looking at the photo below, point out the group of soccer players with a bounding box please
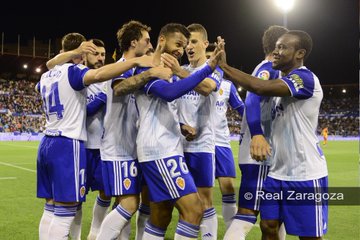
[36,19,328,240]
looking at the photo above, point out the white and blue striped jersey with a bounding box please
[39,63,89,141]
[85,82,107,149]
[239,60,279,165]
[135,70,183,162]
[177,62,222,153]
[269,66,328,181]
[100,57,138,161]
[213,80,243,148]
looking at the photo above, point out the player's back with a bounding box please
[39,63,87,141]
[239,60,280,165]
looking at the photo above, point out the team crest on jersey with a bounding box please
[219,88,224,95]
[80,186,86,198]
[257,70,270,80]
[289,74,304,92]
[123,178,132,190]
[175,177,185,190]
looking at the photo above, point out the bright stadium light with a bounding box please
[275,0,295,27]
[23,64,28,69]
[342,89,346,93]
[237,87,242,92]
[35,67,41,73]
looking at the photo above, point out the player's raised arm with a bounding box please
[83,55,154,85]
[217,36,290,97]
[46,41,97,69]
[113,65,172,96]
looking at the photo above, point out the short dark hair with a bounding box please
[206,43,216,52]
[262,25,288,55]
[286,30,313,60]
[187,23,208,40]
[159,23,190,39]
[61,33,86,52]
[116,20,151,52]
[89,38,105,48]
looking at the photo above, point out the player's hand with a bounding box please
[250,134,272,161]
[135,55,155,68]
[161,53,182,74]
[216,36,227,68]
[75,41,97,55]
[150,66,173,81]
[207,38,225,70]
[181,124,197,141]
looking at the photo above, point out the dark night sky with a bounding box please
[0,0,358,85]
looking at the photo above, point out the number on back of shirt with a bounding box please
[41,82,64,120]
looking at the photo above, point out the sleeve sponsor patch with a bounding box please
[289,74,304,92]
[257,70,270,80]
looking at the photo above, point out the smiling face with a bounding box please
[272,33,305,74]
[162,32,188,60]
[186,31,208,64]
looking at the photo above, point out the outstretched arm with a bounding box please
[46,41,97,69]
[217,36,290,97]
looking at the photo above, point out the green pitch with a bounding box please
[0,140,358,239]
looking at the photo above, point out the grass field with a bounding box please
[0,140,358,240]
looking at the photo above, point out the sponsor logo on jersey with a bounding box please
[219,88,223,95]
[123,178,132,190]
[44,129,62,136]
[289,74,304,92]
[80,186,86,198]
[176,177,185,190]
[258,70,270,80]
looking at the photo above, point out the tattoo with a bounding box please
[114,71,151,96]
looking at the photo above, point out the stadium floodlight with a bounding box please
[274,0,295,27]
[237,87,242,92]
[23,64,28,69]
[342,89,347,93]
[35,67,41,73]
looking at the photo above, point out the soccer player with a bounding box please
[121,23,223,240]
[223,25,288,240]
[321,127,328,146]
[36,32,157,240]
[95,20,172,240]
[162,24,223,239]
[217,30,328,240]
[206,43,245,229]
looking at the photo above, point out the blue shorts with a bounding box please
[140,155,197,202]
[86,148,104,193]
[102,159,142,197]
[184,152,215,187]
[260,176,328,237]
[238,164,269,211]
[37,136,87,202]
[215,146,236,178]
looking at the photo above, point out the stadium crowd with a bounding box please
[0,76,358,136]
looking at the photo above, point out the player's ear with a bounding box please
[130,39,137,48]
[296,49,306,60]
[204,40,209,49]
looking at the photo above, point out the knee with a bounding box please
[180,198,204,224]
[260,220,279,235]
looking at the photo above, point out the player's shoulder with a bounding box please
[287,66,315,82]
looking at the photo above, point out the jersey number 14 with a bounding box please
[42,82,64,120]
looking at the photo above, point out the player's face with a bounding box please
[186,32,207,62]
[134,30,151,57]
[163,32,188,60]
[86,46,105,69]
[272,34,300,72]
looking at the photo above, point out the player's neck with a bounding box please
[281,61,304,76]
[265,54,273,62]
[123,51,136,60]
[189,56,207,68]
